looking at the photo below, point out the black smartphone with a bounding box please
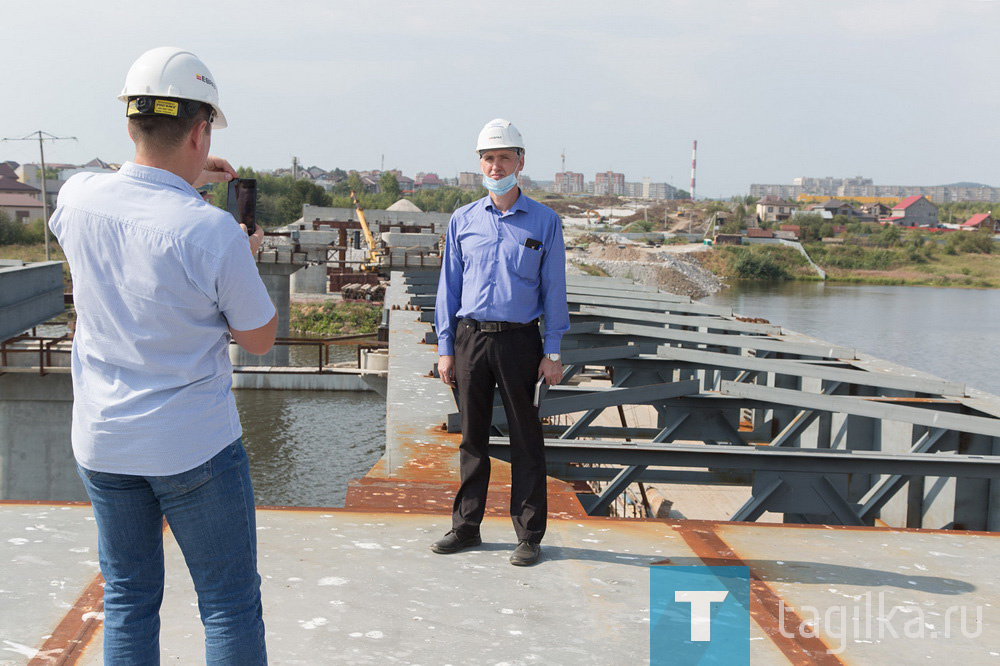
[227,178,257,235]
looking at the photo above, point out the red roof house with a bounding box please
[889,195,938,227]
[962,213,996,232]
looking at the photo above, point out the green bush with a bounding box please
[945,231,994,255]
[808,244,898,270]
[729,248,789,279]
[290,301,381,336]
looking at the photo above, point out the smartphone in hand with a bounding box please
[227,178,257,235]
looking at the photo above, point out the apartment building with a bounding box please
[594,171,625,196]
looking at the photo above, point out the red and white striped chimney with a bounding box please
[690,140,697,201]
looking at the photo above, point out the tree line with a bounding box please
[207,168,486,229]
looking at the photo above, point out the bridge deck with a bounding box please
[3,503,999,664]
[3,273,1000,664]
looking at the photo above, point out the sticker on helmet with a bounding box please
[153,99,180,116]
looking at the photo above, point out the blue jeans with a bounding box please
[78,439,266,665]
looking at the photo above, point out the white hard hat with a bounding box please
[476,118,524,154]
[119,46,227,128]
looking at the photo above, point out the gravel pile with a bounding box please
[567,238,726,299]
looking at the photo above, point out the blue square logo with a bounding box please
[650,566,755,665]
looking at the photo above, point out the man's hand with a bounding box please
[538,357,563,385]
[438,355,457,388]
[193,155,237,189]
[243,223,264,256]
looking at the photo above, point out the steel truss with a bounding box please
[408,272,1000,530]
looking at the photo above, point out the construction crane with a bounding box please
[350,190,380,272]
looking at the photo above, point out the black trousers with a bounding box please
[452,320,547,543]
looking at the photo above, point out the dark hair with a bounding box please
[128,103,212,153]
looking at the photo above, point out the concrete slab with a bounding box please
[10,503,1000,664]
[718,522,1000,661]
[0,502,100,663]
[7,504,797,665]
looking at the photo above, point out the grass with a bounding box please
[696,240,1000,289]
[571,261,609,277]
[820,248,1000,288]
[0,242,71,288]
[290,301,381,336]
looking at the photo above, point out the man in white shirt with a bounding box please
[49,47,275,665]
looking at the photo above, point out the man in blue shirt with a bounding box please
[432,119,569,566]
[50,47,275,663]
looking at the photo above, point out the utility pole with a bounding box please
[2,131,77,261]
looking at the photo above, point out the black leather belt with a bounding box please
[462,318,538,333]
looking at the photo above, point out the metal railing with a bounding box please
[1,332,384,376]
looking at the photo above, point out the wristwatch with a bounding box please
[545,353,561,362]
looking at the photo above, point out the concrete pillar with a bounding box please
[0,373,84,501]
[231,262,301,367]
[289,249,330,295]
[290,230,338,295]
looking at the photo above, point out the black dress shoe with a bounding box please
[509,540,541,566]
[430,529,482,554]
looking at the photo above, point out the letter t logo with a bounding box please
[674,590,729,641]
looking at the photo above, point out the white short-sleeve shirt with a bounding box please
[49,162,276,475]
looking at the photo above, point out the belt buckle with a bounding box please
[480,322,499,333]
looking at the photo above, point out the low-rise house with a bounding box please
[862,202,893,218]
[58,158,117,182]
[746,228,774,239]
[961,213,996,232]
[0,192,45,223]
[397,175,415,194]
[889,195,938,227]
[415,173,443,190]
[0,163,41,198]
[818,199,856,217]
[755,195,796,223]
[714,234,742,245]
[778,224,800,240]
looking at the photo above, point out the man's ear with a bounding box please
[190,120,210,152]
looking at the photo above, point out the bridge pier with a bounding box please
[0,372,83,501]
[229,260,302,367]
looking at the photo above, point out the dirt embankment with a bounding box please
[568,236,726,299]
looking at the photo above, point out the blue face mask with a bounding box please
[482,172,518,196]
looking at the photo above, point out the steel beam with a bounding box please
[566,274,657,291]
[558,369,633,440]
[731,478,783,522]
[858,428,949,521]
[719,381,1000,438]
[567,293,732,317]
[579,465,648,515]
[658,346,965,397]
[580,304,782,336]
[539,380,700,420]
[491,438,1000,478]
[543,463,751,485]
[610,323,855,359]
[567,284,689,303]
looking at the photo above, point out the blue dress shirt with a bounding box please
[435,192,569,356]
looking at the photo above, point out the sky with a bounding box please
[2,0,998,198]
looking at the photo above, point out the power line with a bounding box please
[2,131,78,260]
